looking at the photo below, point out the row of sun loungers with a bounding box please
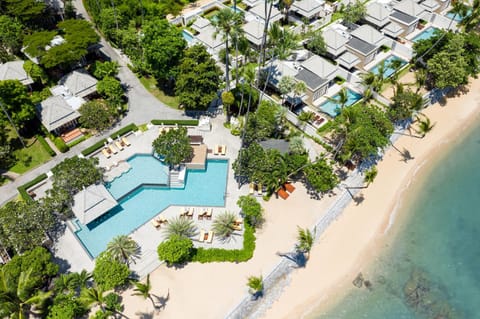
[101,136,131,159]
[151,216,168,228]
[213,145,227,156]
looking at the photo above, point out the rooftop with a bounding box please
[295,68,327,90]
[393,0,425,17]
[259,139,290,154]
[382,21,404,37]
[243,19,265,46]
[192,16,211,30]
[36,96,81,132]
[323,28,349,51]
[0,61,34,85]
[59,69,98,98]
[291,0,325,19]
[390,10,419,25]
[365,2,391,27]
[72,184,118,225]
[347,37,377,55]
[350,24,385,46]
[420,0,440,11]
[338,51,361,69]
[265,59,298,87]
[301,54,337,80]
[249,3,282,23]
[196,25,224,50]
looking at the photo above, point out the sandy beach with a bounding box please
[261,79,480,319]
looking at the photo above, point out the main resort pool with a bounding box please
[369,55,407,79]
[412,27,439,43]
[75,155,229,257]
[318,89,363,117]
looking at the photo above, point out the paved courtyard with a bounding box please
[52,116,251,276]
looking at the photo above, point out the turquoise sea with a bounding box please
[312,121,480,319]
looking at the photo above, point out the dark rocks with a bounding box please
[352,272,364,288]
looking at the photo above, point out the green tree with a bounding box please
[295,226,315,259]
[212,211,238,239]
[461,0,480,31]
[71,270,92,291]
[0,267,53,319]
[152,127,193,167]
[96,76,124,105]
[388,84,424,122]
[244,100,281,144]
[279,0,294,23]
[246,275,263,299]
[212,8,244,90]
[306,30,326,56]
[23,61,47,84]
[304,158,339,193]
[142,18,186,82]
[175,44,221,109]
[91,61,119,80]
[78,100,118,132]
[92,252,131,291]
[163,217,197,239]
[51,156,103,195]
[415,115,435,138]
[106,235,140,266]
[0,80,36,130]
[268,23,301,59]
[288,136,305,154]
[284,152,309,176]
[23,31,56,58]
[221,90,235,119]
[233,142,265,181]
[157,234,193,266]
[237,195,263,228]
[47,293,88,319]
[342,0,366,25]
[79,286,107,313]
[53,274,77,294]
[4,0,45,24]
[0,201,55,253]
[131,274,156,309]
[364,166,377,186]
[326,87,349,114]
[278,76,295,104]
[0,15,23,60]
[427,33,469,89]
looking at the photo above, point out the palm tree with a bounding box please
[80,286,107,312]
[279,0,294,24]
[106,235,141,266]
[327,87,349,114]
[53,273,76,294]
[461,0,480,31]
[268,23,301,60]
[163,216,197,239]
[212,8,244,91]
[292,80,307,107]
[212,211,237,239]
[259,0,276,66]
[247,275,264,299]
[132,274,156,309]
[364,166,377,187]
[388,59,404,95]
[414,69,427,94]
[274,106,287,133]
[0,268,53,319]
[295,226,316,259]
[415,115,435,137]
[71,270,92,291]
[289,136,305,154]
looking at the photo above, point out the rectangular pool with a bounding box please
[369,55,407,79]
[182,30,194,44]
[318,89,363,117]
[75,158,229,257]
[412,27,439,43]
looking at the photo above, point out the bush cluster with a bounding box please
[151,119,199,126]
[17,174,48,202]
[54,137,69,153]
[37,135,56,156]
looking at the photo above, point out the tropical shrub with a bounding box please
[92,252,131,291]
[157,234,193,265]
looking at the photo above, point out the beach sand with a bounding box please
[261,79,480,319]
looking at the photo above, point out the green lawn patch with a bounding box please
[10,139,53,174]
[138,76,180,109]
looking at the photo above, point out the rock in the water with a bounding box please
[352,273,364,288]
[364,280,373,291]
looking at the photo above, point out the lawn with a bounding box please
[9,138,52,174]
[138,76,181,109]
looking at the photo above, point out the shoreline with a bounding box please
[261,79,480,319]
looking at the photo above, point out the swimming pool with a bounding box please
[75,158,229,257]
[369,55,407,79]
[230,5,244,13]
[318,89,363,117]
[182,30,194,44]
[445,9,471,22]
[412,27,439,43]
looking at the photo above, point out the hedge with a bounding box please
[37,135,56,157]
[67,135,87,148]
[151,119,199,126]
[54,137,69,153]
[18,173,48,202]
[81,123,138,156]
[191,223,256,263]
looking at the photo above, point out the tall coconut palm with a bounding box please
[0,268,53,319]
[106,235,140,266]
[292,80,307,107]
[415,115,435,137]
[163,216,197,239]
[461,0,480,31]
[212,211,238,239]
[327,87,349,114]
[268,23,301,60]
[132,274,156,309]
[259,0,276,66]
[53,273,76,294]
[295,226,316,259]
[247,275,264,299]
[80,286,107,312]
[414,69,427,94]
[212,8,244,91]
[364,166,377,187]
[388,59,405,95]
[71,270,92,291]
[450,0,469,25]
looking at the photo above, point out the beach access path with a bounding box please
[261,79,480,319]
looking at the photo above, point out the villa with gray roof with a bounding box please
[243,19,265,47]
[322,28,349,58]
[296,55,337,103]
[249,3,282,24]
[59,69,98,98]
[72,184,118,225]
[394,0,428,20]
[36,96,81,134]
[364,2,392,29]
[348,25,385,68]
[291,0,325,21]
[0,61,34,86]
[390,10,419,36]
[196,25,224,55]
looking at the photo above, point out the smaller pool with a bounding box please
[318,89,363,117]
[412,27,439,43]
[445,9,471,22]
[369,55,407,79]
[182,30,194,44]
[230,5,244,13]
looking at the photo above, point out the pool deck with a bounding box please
[53,116,249,276]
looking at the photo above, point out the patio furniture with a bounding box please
[278,188,289,200]
[179,207,187,217]
[257,183,263,196]
[284,183,296,193]
[234,218,243,225]
[233,224,242,231]
[108,145,118,154]
[220,145,227,155]
[121,136,131,146]
[213,144,221,155]
[186,207,194,219]
[249,183,255,195]
[204,208,213,220]
[199,230,206,243]
[102,148,111,158]
[206,231,214,243]
[115,141,124,151]
[151,219,161,228]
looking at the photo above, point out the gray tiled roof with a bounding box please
[0,61,34,85]
[36,96,80,132]
[301,54,337,79]
[265,59,298,87]
[350,24,384,45]
[59,69,98,98]
[243,20,265,46]
[347,37,377,55]
[366,2,391,25]
[295,68,327,90]
[382,21,404,37]
[72,184,118,225]
[196,25,224,50]
[249,3,282,22]
[390,10,418,25]
[192,17,211,30]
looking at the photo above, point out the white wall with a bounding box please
[430,13,458,31]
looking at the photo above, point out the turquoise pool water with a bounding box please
[105,154,169,199]
[230,5,244,13]
[412,27,439,43]
[312,121,480,318]
[75,158,229,257]
[370,55,407,79]
[446,9,471,22]
[318,89,363,117]
[182,30,194,43]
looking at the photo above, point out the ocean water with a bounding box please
[312,122,480,319]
